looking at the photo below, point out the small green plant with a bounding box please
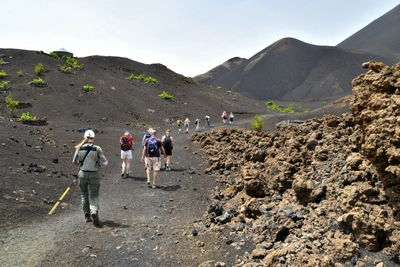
[0,80,9,89]
[158,91,173,99]
[35,63,44,76]
[17,70,23,77]
[82,85,95,92]
[62,56,83,69]
[35,50,42,54]
[144,77,158,84]
[0,70,8,78]
[5,93,18,116]
[19,112,36,121]
[49,52,59,58]
[322,101,327,105]
[29,77,45,85]
[251,115,263,132]
[60,65,72,73]
[216,86,222,89]
[266,101,309,114]
[126,74,145,81]
[0,58,7,65]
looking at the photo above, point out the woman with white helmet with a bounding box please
[72,129,108,227]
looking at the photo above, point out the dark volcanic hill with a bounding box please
[194,38,394,102]
[337,4,400,61]
[0,48,265,128]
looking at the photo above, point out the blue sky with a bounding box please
[2,0,399,77]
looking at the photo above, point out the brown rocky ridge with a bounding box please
[190,60,400,266]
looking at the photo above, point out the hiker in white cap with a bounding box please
[73,129,108,227]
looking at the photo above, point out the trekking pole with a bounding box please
[48,179,77,215]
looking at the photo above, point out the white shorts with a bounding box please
[121,150,132,159]
[145,157,161,171]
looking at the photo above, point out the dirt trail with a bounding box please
[0,119,256,267]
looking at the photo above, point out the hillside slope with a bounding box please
[194,38,395,102]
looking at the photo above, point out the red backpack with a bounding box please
[120,136,132,151]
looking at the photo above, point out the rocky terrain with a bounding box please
[191,60,400,266]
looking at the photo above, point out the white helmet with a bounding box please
[84,129,95,138]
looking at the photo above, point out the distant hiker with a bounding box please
[221,111,227,124]
[141,129,152,181]
[120,131,134,178]
[177,118,183,134]
[161,129,174,171]
[205,115,210,128]
[194,117,200,132]
[73,129,108,227]
[141,128,166,188]
[229,112,234,124]
[184,118,190,134]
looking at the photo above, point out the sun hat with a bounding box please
[148,128,156,133]
[124,131,130,136]
[84,129,95,138]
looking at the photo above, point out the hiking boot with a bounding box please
[147,179,150,185]
[85,213,92,223]
[121,170,125,176]
[91,212,100,227]
[152,185,156,189]
[167,167,171,171]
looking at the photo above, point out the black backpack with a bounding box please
[163,135,171,148]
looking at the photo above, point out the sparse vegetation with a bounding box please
[0,58,7,65]
[266,101,309,113]
[126,74,145,81]
[17,70,23,77]
[0,80,9,89]
[49,52,59,58]
[28,77,45,86]
[35,63,44,76]
[158,91,173,99]
[251,115,263,132]
[126,74,158,84]
[60,65,72,73]
[19,112,36,121]
[82,85,95,92]
[0,70,8,78]
[216,86,222,89]
[62,56,83,69]
[6,93,19,116]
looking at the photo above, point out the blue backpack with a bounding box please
[147,137,159,156]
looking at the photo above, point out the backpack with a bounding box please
[120,136,132,151]
[142,133,151,146]
[177,120,182,126]
[146,137,159,156]
[195,119,198,125]
[163,135,171,148]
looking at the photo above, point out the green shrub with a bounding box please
[0,58,7,65]
[82,85,95,92]
[62,56,83,69]
[5,93,18,116]
[251,115,263,132]
[29,77,45,85]
[0,80,9,89]
[216,86,222,89]
[35,63,44,76]
[158,91,173,99]
[144,77,158,84]
[60,65,72,73]
[49,52,59,58]
[17,70,23,77]
[19,112,36,121]
[0,70,8,78]
[126,73,145,81]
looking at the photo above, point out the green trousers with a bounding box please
[78,170,100,214]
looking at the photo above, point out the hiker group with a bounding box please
[176,112,234,134]
[73,128,174,227]
[72,112,233,227]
